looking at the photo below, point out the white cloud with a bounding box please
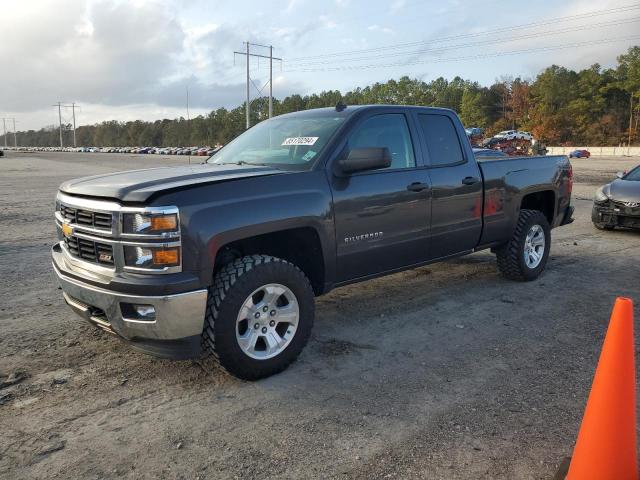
[367,24,394,34]
[390,0,406,13]
[2,0,638,131]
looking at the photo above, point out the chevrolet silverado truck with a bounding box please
[52,105,574,380]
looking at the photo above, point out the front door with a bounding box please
[330,112,431,282]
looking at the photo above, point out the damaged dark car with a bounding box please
[592,165,640,230]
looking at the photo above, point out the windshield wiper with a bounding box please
[217,160,270,167]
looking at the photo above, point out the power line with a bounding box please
[284,16,640,68]
[284,2,640,62]
[283,34,640,72]
[233,41,282,128]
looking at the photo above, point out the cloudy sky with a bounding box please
[1,0,639,130]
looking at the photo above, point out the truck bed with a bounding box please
[476,155,572,247]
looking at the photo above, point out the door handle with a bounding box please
[462,176,480,185]
[407,182,429,192]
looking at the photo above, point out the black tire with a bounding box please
[496,209,551,281]
[202,255,315,380]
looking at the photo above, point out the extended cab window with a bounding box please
[418,114,465,166]
[349,114,415,169]
[208,114,345,171]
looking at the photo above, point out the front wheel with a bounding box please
[202,255,315,380]
[496,209,551,281]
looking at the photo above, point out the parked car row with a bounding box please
[2,145,223,156]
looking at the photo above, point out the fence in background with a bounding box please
[547,146,640,156]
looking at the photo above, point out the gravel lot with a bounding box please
[1,152,639,479]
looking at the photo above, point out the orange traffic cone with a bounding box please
[565,297,637,480]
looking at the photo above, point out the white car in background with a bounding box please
[495,130,533,141]
[519,131,534,141]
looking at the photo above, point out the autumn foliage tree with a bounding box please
[5,46,640,147]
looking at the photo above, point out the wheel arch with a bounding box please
[519,189,556,225]
[210,226,328,296]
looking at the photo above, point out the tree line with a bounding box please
[4,46,639,148]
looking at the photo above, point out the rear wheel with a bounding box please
[496,209,551,281]
[202,255,315,380]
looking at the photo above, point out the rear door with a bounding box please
[330,110,431,282]
[414,112,483,259]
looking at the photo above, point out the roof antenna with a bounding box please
[335,101,347,112]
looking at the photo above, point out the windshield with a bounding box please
[208,114,346,170]
[624,166,640,181]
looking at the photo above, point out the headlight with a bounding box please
[594,186,609,203]
[122,212,178,235]
[124,245,180,269]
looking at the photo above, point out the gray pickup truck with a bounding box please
[52,105,574,379]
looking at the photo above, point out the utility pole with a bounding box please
[53,102,63,148]
[246,42,250,129]
[269,45,273,118]
[71,102,77,147]
[629,94,634,154]
[233,42,282,129]
[186,86,191,164]
[0,117,15,147]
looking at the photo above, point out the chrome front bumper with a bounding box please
[53,258,207,343]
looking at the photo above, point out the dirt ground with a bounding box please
[0,152,639,480]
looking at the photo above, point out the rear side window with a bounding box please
[348,114,416,169]
[418,114,465,166]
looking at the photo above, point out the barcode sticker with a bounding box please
[281,137,319,146]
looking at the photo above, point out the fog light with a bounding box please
[133,305,156,319]
[121,303,156,321]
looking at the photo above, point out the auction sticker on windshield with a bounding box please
[281,137,319,146]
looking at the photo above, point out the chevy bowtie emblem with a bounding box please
[62,222,73,237]
[623,202,640,208]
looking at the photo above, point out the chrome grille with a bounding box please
[55,191,181,275]
[60,204,112,230]
[63,235,115,266]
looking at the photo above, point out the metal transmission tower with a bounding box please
[233,42,282,129]
[67,103,77,148]
[52,102,80,148]
[0,117,17,148]
[53,102,63,147]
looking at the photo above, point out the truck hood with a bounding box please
[59,163,285,203]
[608,179,640,203]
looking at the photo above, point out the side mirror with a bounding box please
[616,171,625,179]
[338,147,391,174]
